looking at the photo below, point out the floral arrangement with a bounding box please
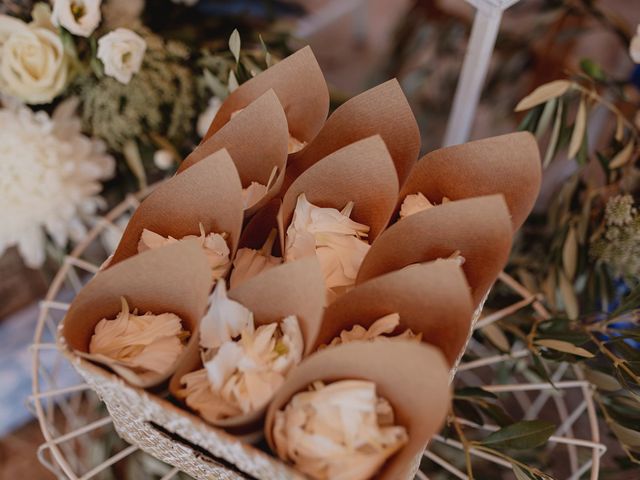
[58,46,544,479]
[0,0,289,270]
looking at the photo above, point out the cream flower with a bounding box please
[631,25,640,64]
[230,230,282,288]
[0,98,114,268]
[199,279,253,351]
[399,192,450,219]
[197,96,222,137]
[242,166,278,210]
[327,313,421,347]
[285,194,370,299]
[0,10,68,104]
[97,28,146,84]
[89,297,187,374]
[272,380,408,480]
[137,224,230,280]
[51,0,102,37]
[179,314,304,422]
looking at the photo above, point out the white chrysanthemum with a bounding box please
[0,98,114,268]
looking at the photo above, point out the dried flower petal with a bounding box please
[89,297,187,374]
[230,230,282,288]
[242,166,279,210]
[399,193,450,219]
[327,313,422,347]
[199,279,253,350]
[138,224,230,280]
[288,136,307,154]
[272,380,408,480]
[285,194,370,299]
[179,313,304,422]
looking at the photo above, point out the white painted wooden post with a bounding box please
[443,0,522,146]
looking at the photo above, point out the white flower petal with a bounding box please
[399,192,434,218]
[97,28,146,84]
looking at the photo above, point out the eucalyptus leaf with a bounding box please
[229,29,241,64]
[535,339,593,358]
[515,80,572,112]
[568,96,587,159]
[478,420,555,450]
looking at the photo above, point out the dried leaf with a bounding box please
[584,369,622,392]
[535,339,593,358]
[482,323,510,352]
[515,80,572,112]
[535,98,557,139]
[479,420,555,450]
[559,271,579,320]
[123,140,147,189]
[542,268,557,311]
[229,29,241,64]
[609,140,634,169]
[562,226,577,280]
[543,99,563,168]
[568,97,587,159]
[577,192,593,244]
[610,422,640,447]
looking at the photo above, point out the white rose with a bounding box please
[0,12,68,104]
[97,28,146,84]
[51,0,102,37]
[631,25,640,64]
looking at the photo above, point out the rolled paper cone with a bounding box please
[238,199,282,255]
[284,79,420,190]
[278,135,399,252]
[178,90,289,216]
[169,257,326,431]
[399,132,542,231]
[204,46,329,146]
[313,259,473,366]
[60,240,212,388]
[265,339,451,480]
[109,149,244,267]
[357,195,513,306]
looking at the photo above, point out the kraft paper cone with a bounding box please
[399,132,541,231]
[313,260,473,366]
[238,199,281,253]
[265,339,451,480]
[284,79,420,189]
[357,195,513,305]
[109,149,244,267]
[278,135,399,251]
[61,241,212,388]
[204,46,329,145]
[178,90,289,216]
[169,257,326,431]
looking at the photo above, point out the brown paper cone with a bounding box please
[61,240,212,388]
[169,256,326,431]
[278,135,399,252]
[204,46,329,145]
[109,149,244,267]
[314,259,473,366]
[265,339,451,480]
[399,132,541,231]
[284,79,420,189]
[357,195,513,305]
[238,199,282,254]
[178,90,289,216]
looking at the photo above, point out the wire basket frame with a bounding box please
[30,188,606,479]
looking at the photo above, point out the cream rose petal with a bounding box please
[199,279,253,350]
[51,0,102,37]
[97,28,146,84]
[399,192,434,218]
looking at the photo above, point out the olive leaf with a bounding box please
[228,69,239,92]
[483,323,510,352]
[609,140,634,169]
[558,271,579,320]
[610,422,640,447]
[229,29,241,64]
[535,339,593,358]
[568,96,587,159]
[478,420,555,450]
[122,140,147,190]
[515,80,572,112]
[584,369,622,392]
[535,98,557,139]
[562,226,577,280]
[543,99,563,168]
[455,387,498,400]
[615,114,624,142]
